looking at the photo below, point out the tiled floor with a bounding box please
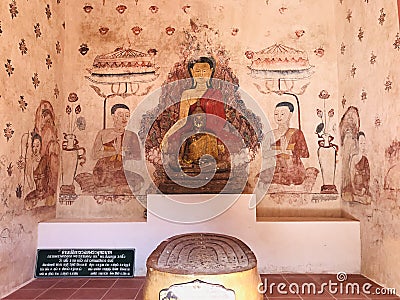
[2,274,399,299]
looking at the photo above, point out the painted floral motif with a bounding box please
[9,0,18,19]
[32,73,40,89]
[182,5,190,13]
[79,43,89,55]
[341,95,347,108]
[393,33,400,51]
[68,92,78,102]
[375,115,382,128]
[231,28,239,36]
[83,5,93,13]
[361,89,367,101]
[45,4,51,19]
[370,52,377,64]
[3,123,14,142]
[350,63,356,78]
[384,77,392,92]
[378,8,386,25]
[315,90,335,140]
[19,39,28,55]
[165,26,175,35]
[18,96,27,112]
[99,27,109,35]
[346,9,352,23]
[46,54,52,69]
[131,26,142,35]
[149,5,159,13]
[295,29,305,38]
[314,47,324,57]
[54,84,60,98]
[116,5,127,14]
[340,42,346,55]
[56,41,61,54]
[16,157,24,170]
[358,27,364,41]
[34,23,41,38]
[5,59,14,76]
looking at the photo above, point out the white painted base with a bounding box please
[38,194,360,275]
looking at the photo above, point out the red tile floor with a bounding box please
[2,274,399,300]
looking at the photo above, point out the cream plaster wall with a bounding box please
[335,0,400,293]
[0,0,64,296]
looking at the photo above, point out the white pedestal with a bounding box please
[38,194,360,275]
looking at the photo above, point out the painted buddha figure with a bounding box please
[165,57,240,172]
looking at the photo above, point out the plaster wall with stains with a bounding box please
[0,0,64,296]
[335,0,400,293]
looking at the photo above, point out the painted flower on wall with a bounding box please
[315,90,335,141]
[45,4,51,19]
[131,26,142,35]
[46,54,52,69]
[19,39,28,55]
[99,27,109,35]
[358,27,364,41]
[375,115,382,128]
[370,52,377,64]
[34,23,41,38]
[56,41,62,54]
[3,123,14,142]
[5,59,14,76]
[295,29,305,38]
[32,73,40,89]
[346,9,352,22]
[79,43,89,55]
[116,4,127,14]
[361,89,367,101]
[340,42,346,55]
[393,33,400,51]
[83,5,93,13]
[9,0,18,19]
[314,47,324,57]
[350,63,356,78]
[231,28,239,36]
[384,77,392,92]
[18,96,27,112]
[149,5,159,13]
[378,8,386,25]
[165,26,175,35]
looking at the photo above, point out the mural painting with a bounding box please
[340,106,371,204]
[247,44,332,197]
[73,104,144,204]
[384,140,400,195]
[23,101,59,210]
[257,101,312,190]
[140,21,262,194]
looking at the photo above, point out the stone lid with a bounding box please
[146,233,257,275]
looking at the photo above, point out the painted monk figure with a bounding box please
[92,103,143,194]
[259,101,309,186]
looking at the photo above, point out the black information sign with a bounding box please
[35,249,135,278]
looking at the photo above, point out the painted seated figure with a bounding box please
[258,101,309,186]
[164,57,241,173]
[91,103,144,194]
